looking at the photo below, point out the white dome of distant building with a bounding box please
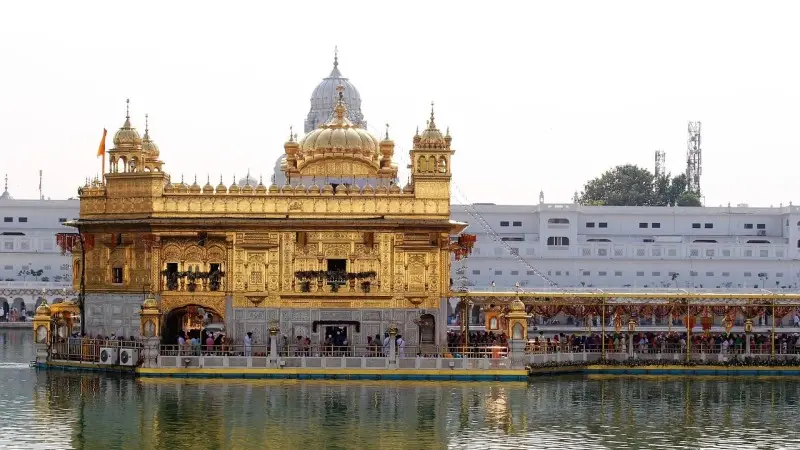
[237,174,258,188]
[304,49,366,133]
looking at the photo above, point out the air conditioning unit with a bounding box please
[99,347,118,365]
[757,230,766,236]
[119,348,139,367]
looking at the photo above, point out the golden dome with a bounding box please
[142,294,158,310]
[417,103,446,146]
[189,176,202,193]
[509,297,525,312]
[35,300,51,316]
[215,175,228,194]
[293,85,382,175]
[202,176,214,193]
[141,114,160,158]
[255,176,267,194]
[113,99,143,148]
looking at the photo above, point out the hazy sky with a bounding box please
[1,1,799,206]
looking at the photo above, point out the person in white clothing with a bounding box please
[396,334,406,358]
[382,333,390,356]
[244,332,253,357]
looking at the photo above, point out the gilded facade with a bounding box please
[70,85,463,347]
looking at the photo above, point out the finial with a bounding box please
[3,174,6,192]
[445,126,450,137]
[289,125,294,141]
[193,174,197,185]
[125,98,130,120]
[207,174,210,185]
[219,174,223,185]
[145,113,149,134]
[415,126,419,136]
[259,174,263,185]
[233,174,236,185]
[334,45,338,68]
[270,174,276,185]
[428,101,436,128]
[385,123,390,140]
[181,174,184,184]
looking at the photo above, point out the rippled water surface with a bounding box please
[3,329,800,449]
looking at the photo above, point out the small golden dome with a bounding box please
[281,183,294,194]
[141,114,160,158]
[295,183,307,194]
[229,176,241,194]
[308,180,321,194]
[268,181,279,194]
[255,176,267,194]
[202,176,214,193]
[215,175,228,194]
[189,176,202,193]
[142,294,158,310]
[418,103,445,146]
[362,183,374,195]
[113,99,143,148]
[509,297,525,312]
[322,183,334,195]
[35,300,51,316]
[376,184,388,195]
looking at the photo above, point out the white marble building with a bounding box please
[451,202,800,291]
[0,180,78,313]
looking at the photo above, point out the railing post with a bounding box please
[268,325,279,369]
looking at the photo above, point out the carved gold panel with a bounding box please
[160,293,227,319]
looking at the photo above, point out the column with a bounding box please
[268,326,279,369]
[509,339,527,370]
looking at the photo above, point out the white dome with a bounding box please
[304,52,366,133]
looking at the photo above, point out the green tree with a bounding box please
[676,191,702,206]
[579,165,656,206]
[579,165,700,206]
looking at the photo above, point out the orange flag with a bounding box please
[97,128,107,157]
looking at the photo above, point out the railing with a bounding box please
[50,338,142,363]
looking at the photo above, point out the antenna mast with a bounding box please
[686,121,702,194]
[654,150,666,179]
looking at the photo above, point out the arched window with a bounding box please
[546,236,570,246]
[438,156,448,173]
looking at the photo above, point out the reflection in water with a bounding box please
[3,328,800,449]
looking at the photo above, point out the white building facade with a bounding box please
[0,187,79,313]
[451,203,800,291]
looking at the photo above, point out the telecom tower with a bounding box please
[654,150,666,179]
[686,121,702,194]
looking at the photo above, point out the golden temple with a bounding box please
[68,71,463,347]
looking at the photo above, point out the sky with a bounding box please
[1,1,799,207]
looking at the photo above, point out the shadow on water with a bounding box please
[3,328,800,449]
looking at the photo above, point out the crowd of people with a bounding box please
[0,306,26,322]
[523,331,800,355]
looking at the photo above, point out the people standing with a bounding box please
[396,334,405,358]
[244,332,253,357]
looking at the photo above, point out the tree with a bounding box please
[579,164,701,207]
[676,191,702,206]
[579,165,656,206]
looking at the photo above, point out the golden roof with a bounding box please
[416,103,447,147]
[142,294,158,310]
[113,99,143,148]
[508,297,525,312]
[50,301,80,315]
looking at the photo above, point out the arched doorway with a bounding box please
[163,305,223,344]
[418,313,436,345]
